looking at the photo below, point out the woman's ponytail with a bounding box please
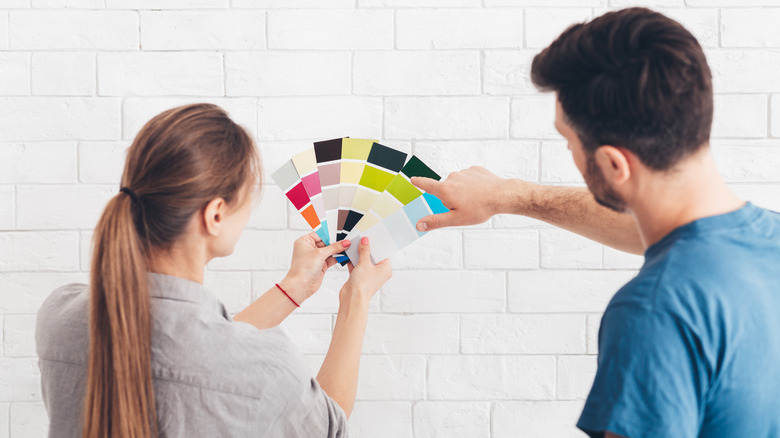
[83,192,157,438]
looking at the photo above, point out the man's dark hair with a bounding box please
[531,7,713,171]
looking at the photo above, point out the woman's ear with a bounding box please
[203,197,227,237]
[594,145,631,186]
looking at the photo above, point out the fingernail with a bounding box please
[342,239,351,247]
[417,222,428,231]
[361,236,369,245]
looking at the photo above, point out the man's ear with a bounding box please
[203,197,226,237]
[594,145,631,185]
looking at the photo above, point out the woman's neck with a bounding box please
[147,240,208,285]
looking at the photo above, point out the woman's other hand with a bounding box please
[280,233,351,304]
[342,237,392,303]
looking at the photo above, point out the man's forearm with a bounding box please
[499,180,645,255]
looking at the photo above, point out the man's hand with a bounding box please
[411,166,511,232]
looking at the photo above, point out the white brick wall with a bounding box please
[1,2,777,437]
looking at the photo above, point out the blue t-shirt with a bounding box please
[578,203,780,438]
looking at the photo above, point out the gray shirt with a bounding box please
[36,273,348,437]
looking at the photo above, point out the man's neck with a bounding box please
[628,148,745,249]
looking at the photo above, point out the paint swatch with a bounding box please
[271,159,329,244]
[272,138,448,265]
[291,148,330,245]
[314,138,344,246]
[343,156,448,264]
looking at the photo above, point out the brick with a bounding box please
[730,184,780,212]
[0,13,8,51]
[78,142,129,184]
[396,9,523,49]
[509,270,636,313]
[390,229,463,270]
[361,0,479,5]
[413,402,490,438]
[659,8,719,48]
[268,10,393,50]
[79,231,92,271]
[2,0,30,7]
[0,273,88,313]
[278,314,332,354]
[486,0,604,5]
[245,186,288,230]
[385,97,509,140]
[0,53,29,96]
[492,401,585,438]
[711,94,768,139]
[108,0,227,7]
[461,314,586,354]
[484,50,538,95]
[540,229,602,269]
[428,355,555,400]
[713,143,780,182]
[0,403,7,438]
[141,11,265,50]
[525,8,592,48]
[9,11,138,50]
[363,314,459,354]
[356,355,425,400]
[122,98,258,140]
[0,142,77,184]
[16,185,116,230]
[771,95,780,137]
[98,52,224,97]
[32,0,103,6]
[414,141,538,181]
[0,98,120,141]
[234,0,352,6]
[611,0,682,6]
[687,0,780,5]
[540,140,584,184]
[0,186,13,230]
[0,359,42,402]
[257,97,382,141]
[10,402,48,437]
[0,232,80,272]
[464,230,538,269]
[381,270,505,313]
[354,51,480,96]
[225,52,350,96]
[348,402,412,438]
[207,230,297,271]
[558,355,597,400]
[511,95,560,139]
[708,49,780,93]
[32,52,95,96]
[4,315,36,357]
[203,271,251,316]
[587,313,601,354]
[602,246,644,270]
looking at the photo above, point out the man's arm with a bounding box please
[411,166,644,255]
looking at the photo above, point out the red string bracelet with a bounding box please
[275,283,300,308]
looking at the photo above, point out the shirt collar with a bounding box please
[147,272,230,320]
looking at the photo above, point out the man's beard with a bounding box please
[585,153,627,213]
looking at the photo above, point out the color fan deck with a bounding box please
[271,138,449,265]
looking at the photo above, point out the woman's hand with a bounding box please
[280,232,352,304]
[341,237,392,304]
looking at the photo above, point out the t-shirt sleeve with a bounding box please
[577,303,708,438]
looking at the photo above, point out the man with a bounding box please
[412,8,780,438]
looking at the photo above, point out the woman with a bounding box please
[35,104,392,437]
